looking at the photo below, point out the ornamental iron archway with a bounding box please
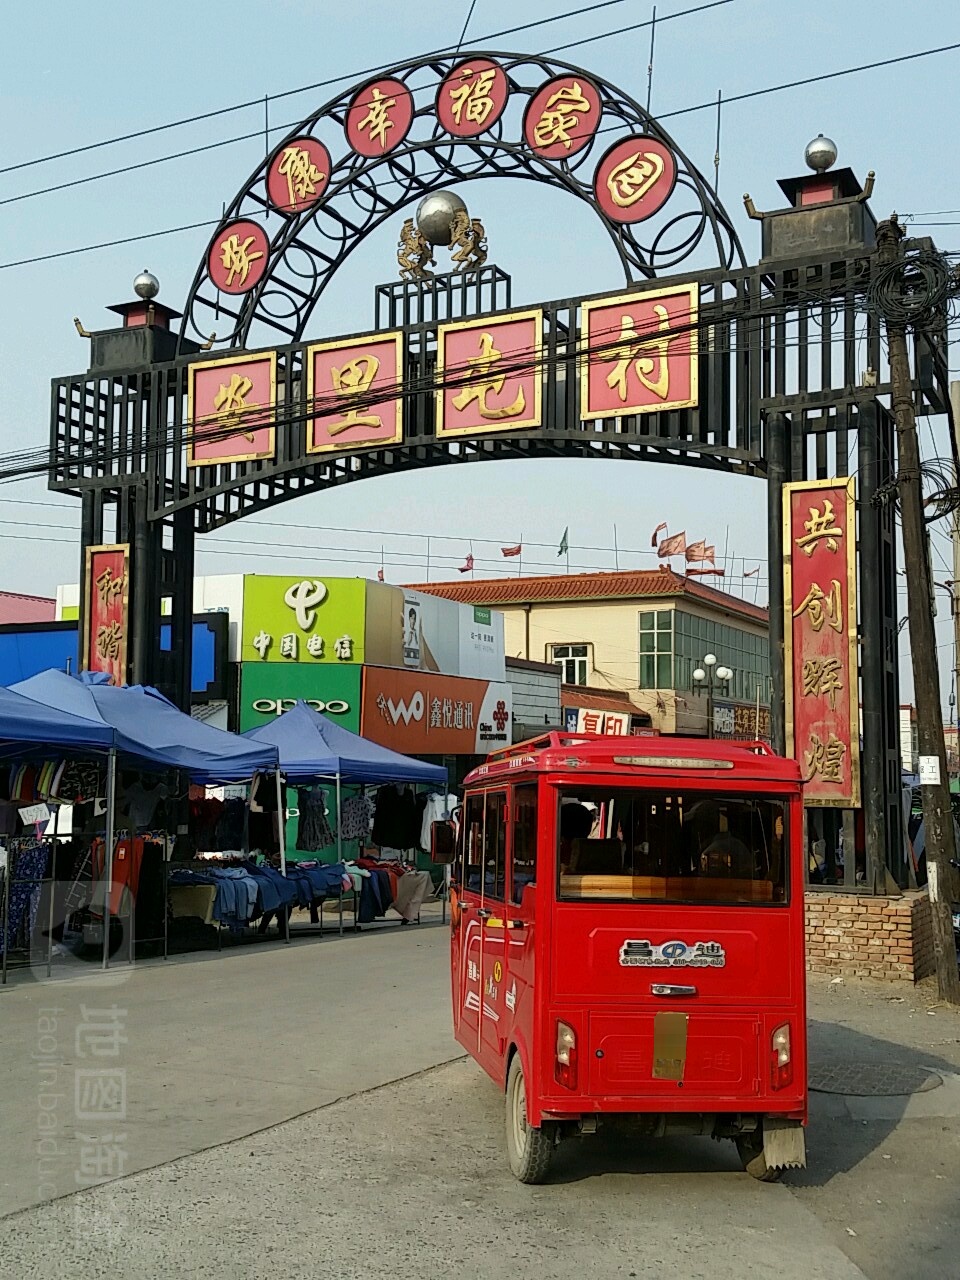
[50,50,949,889]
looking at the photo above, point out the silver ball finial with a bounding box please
[415,191,468,247]
[133,269,160,300]
[804,134,838,174]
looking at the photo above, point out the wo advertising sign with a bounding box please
[361,666,511,756]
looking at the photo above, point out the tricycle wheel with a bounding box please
[736,1130,782,1182]
[505,1055,556,1184]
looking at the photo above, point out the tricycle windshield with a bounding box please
[557,786,788,906]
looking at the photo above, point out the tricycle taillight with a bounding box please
[770,1022,793,1090]
[555,1020,578,1090]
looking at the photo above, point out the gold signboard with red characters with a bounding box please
[82,544,130,686]
[436,310,543,439]
[783,477,860,807]
[188,351,277,467]
[580,283,698,419]
[306,332,403,454]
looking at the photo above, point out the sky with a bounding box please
[1,0,958,711]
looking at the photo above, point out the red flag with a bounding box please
[377,568,384,581]
[650,521,668,548]
[685,540,715,564]
[458,554,475,574]
[744,566,760,578]
[685,567,726,577]
[501,544,522,557]
[657,532,686,558]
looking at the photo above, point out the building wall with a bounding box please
[804,890,934,981]
[506,662,561,739]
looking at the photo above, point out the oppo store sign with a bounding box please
[251,698,351,717]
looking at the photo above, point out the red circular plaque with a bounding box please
[266,137,331,214]
[207,219,270,294]
[523,75,601,160]
[345,77,413,158]
[594,136,677,223]
[436,59,509,137]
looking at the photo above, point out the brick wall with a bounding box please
[805,889,935,982]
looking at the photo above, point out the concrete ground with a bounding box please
[1,906,959,1279]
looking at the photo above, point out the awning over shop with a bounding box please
[0,682,115,752]
[12,670,278,781]
[243,700,447,786]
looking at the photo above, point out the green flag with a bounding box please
[558,527,569,557]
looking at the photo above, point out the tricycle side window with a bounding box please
[459,792,484,894]
[461,790,506,899]
[511,783,537,904]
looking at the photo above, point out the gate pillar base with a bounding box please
[804,889,934,983]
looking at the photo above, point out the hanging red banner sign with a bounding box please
[580,284,698,418]
[783,477,860,807]
[82,544,130,686]
[346,77,414,157]
[594,135,677,224]
[437,59,509,137]
[266,137,331,215]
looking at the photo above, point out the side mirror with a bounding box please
[430,820,456,864]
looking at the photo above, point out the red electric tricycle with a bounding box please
[449,733,806,1183]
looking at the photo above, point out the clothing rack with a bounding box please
[1,836,56,984]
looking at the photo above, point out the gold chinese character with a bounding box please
[606,149,666,209]
[533,81,591,151]
[96,621,123,663]
[793,579,842,633]
[327,356,382,435]
[357,86,396,151]
[802,656,844,709]
[805,731,846,783]
[796,499,843,556]
[277,145,326,210]
[95,568,124,609]
[212,374,259,441]
[451,331,526,420]
[448,67,497,128]
[218,233,264,289]
[604,306,673,403]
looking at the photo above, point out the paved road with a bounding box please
[2,912,959,1279]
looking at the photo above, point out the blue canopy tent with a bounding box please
[12,670,281,968]
[0,684,116,753]
[244,700,447,868]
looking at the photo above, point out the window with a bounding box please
[550,644,589,685]
[484,792,506,899]
[461,793,485,892]
[556,786,788,906]
[672,611,770,708]
[638,610,673,689]
[511,784,537,904]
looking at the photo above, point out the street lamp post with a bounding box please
[692,653,733,739]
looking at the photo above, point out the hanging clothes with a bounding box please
[0,842,48,953]
[296,787,335,852]
[419,792,460,851]
[372,785,421,849]
[340,793,375,843]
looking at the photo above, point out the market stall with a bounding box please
[244,701,451,931]
[11,670,280,967]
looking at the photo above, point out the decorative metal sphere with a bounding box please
[133,270,160,300]
[415,191,468,247]
[804,134,838,173]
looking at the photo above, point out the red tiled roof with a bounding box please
[561,685,637,712]
[404,568,768,624]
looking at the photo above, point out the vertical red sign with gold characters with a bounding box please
[784,478,860,807]
[580,284,698,419]
[83,544,130,686]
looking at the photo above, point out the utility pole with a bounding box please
[877,217,960,1004]
[949,381,960,762]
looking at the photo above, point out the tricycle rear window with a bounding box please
[557,788,788,905]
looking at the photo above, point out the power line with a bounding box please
[0,0,733,215]
[0,0,641,179]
